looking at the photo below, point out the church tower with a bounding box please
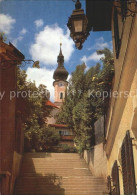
[53,44,68,107]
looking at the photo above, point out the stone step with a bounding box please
[23,159,86,163]
[14,153,107,195]
[24,153,81,159]
[16,175,104,180]
[20,173,92,177]
[20,168,91,172]
[24,152,80,158]
[15,183,106,187]
[22,159,86,162]
[15,178,106,185]
[16,185,105,192]
[15,185,106,189]
[21,166,89,170]
[14,191,107,195]
[21,163,87,167]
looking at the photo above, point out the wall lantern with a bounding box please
[67,0,89,50]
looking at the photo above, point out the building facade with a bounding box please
[86,0,137,194]
[0,40,25,195]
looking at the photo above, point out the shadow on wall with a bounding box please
[94,116,105,145]
[83,143,107,179]
[13,154,65,195]
[83,116,107,178]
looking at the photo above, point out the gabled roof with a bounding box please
[0,40,25,62]
[46,100,59,109]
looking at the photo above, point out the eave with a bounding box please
[86,0,113,31]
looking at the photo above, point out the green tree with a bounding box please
[0,32,7,42]
[17,67,60,151]
[57,48,114,152]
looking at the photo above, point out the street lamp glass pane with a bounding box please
[74,20,83,32]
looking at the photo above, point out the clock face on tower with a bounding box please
[59,82,64,87]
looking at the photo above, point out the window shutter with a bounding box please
[121,130,136,195]
[111,161,120,195]
[113,7,121,59]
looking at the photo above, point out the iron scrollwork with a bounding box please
[1,59,34,70]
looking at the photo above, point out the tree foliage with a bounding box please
[17,67,60,151]
[57,48,114,152]
[0,32,7,42]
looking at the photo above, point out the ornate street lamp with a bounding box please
[67,0,89,50]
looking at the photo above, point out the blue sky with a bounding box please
[0,0,112,101]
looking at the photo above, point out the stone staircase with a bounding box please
[14,153,107,195]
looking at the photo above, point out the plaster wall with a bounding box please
[105,6,137,194]
[1,64,16,173]
[83,143,107,178]
[53,81,68,103]
[46,108,59,125]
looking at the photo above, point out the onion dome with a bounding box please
[53,43,68,81]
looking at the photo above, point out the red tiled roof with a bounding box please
[61,135,74,141]
[49,124,68,128]
[46,101,59,109]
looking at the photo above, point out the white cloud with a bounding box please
[12,36,23,47]
[0,14,16,34]
[81,52,104,63]
[12,28,27,46]
[20,28,27,35]
[88,37,109,51]
[30,24,74,67]
[109,40,113,51]
[26,67,55,101]
[34,19,44,28]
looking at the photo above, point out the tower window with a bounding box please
[60,92,63,99]
[59,82,64,87]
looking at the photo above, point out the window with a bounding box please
[107,161,120,195]
[121,131,136,195]
[59,82,64,87]
[114,7,121,59]
[59,131,62,136]
[60,92,63,99]
[107,176,112,194]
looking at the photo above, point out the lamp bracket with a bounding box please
[1,59,34,70]
[114,0,137,17]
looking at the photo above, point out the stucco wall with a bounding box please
[47,107,59,125]
[1,64,16,173]
[106,70,137,194]
[94,116,104,145]
[105,5,137,194]
[0,41,24,195]
[53,81,68,103]
[83,143,107,178]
